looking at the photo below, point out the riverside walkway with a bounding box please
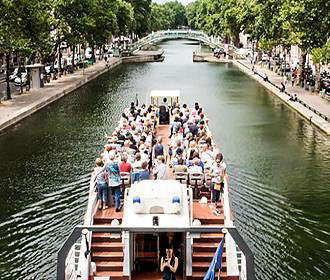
[234,59,330,135]
[0,58,121,133]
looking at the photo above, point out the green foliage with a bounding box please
[280,0,330,52]
[116,0,134,35]
[186,0,208,30]
[125,0,152,36]
[0,0,53,61]
[149,1,187,32]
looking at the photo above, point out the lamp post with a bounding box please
[5,54,11,100]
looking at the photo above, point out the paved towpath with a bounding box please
[234,59,330,135]
[0,58,121,133]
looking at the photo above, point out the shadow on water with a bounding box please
[0,39,329,279]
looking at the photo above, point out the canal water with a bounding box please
[0,40,329,280]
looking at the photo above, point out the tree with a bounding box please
[125,0,152,36]
[164,1,187,28]
[116,0,134,36]
[149,3,175,31]
[0,0,53,99]
[280,0,330,86]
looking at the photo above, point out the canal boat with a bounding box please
[60,91,253,280]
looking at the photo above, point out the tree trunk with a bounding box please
[91,45,96,63]
[18,57,23,95]
[58,47,62,76]
[315,62,321,93]
[5,54,11,100]
[297,52,306,85]
[72,45,75,71]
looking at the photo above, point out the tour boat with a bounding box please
[59,91,254,280]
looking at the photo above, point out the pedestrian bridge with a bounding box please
[130,29,237,55]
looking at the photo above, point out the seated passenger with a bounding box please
[119,155,131,173]
[173,158,188,173]
[188,158,203,174]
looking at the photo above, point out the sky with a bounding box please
[154,0,195,5]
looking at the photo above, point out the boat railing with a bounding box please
[75,174,99,279]
[57,225,255,280]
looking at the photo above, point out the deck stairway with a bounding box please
[91,207,128,280]
[189,201,229,280]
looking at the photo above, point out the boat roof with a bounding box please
[122,180,190,228]
[150,90,180,98]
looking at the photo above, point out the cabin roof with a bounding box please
[150,90,180,98]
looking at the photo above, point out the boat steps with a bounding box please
[192,251,226,262]
[92,232,122,242]
[92,251,124,262]
[95,271,128,279]
[194,233,225,243]
[91,241,123,252]
[192,242,226,252]
[95,261,123,271]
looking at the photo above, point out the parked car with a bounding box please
[14,72,28,86]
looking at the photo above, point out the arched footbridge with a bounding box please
[129,29,238,56]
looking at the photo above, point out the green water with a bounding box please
[0,40,329,279]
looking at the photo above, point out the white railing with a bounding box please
[75,174,98,280]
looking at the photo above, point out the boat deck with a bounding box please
[92,123,228,279]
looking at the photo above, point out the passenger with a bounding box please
[154,156,167,180]
[139,161,150,181]
[200,144,214,168]
[160,245,178,280]
[173,158,188,173]
[209,153,226,207]
[189,158,203,174]
[132,153,143,171]
[189,119,199,138]
[94,158,108,210]
[153,136,164,160]
[119,154,131,173]
[105,154,122,212]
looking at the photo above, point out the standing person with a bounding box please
[209,153,227,208]
[154,156,167,180]
[153,136,164,161]
[94,158,108,210]
[291,71,296,87]
[105,154,122,212]
[160,245,178,280]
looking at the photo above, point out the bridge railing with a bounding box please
[129,29,239,56]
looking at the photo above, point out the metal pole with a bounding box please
[6,54,11,100]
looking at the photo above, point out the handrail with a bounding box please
[57,225,255,280]
[76,174,98,279]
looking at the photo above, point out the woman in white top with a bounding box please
[154,156,167,180]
